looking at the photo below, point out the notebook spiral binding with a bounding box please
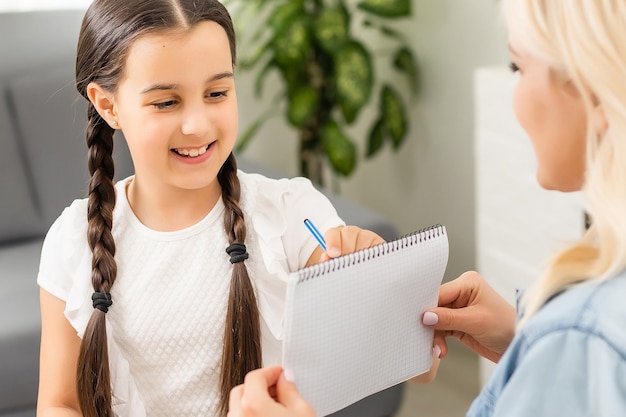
[297,224,445,283]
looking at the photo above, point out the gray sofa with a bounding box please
[0,9,402,417]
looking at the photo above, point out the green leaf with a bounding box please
[268,1,305,34]
[393,47,419,95]
[380,85,408,148]
[236,116,267,153]
[321,120,357,176]
[313,5,349,53]
[287,85,319,128]
[357,0,411,18]
[335,41,373,124]
[366,118,387,157]
[379,24,404,40]
[253,59,276,97]
[238,39,272,70]
[273,17,311,66]
[277,65,310,101]
[235,99,280,153]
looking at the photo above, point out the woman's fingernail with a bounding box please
[434,345,442,359]
[327,247,341,258]
[423,311,439,326]
[284,368,295,382]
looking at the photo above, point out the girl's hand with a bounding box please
[228,366,315,417]
[306,225,385,266]
[422,271,517,363]
[322,225,385,260]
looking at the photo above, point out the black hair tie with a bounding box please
[92,292,113,313]
[226,242,249,264]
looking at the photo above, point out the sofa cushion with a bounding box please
[8,64,134,231]
[0,239,43,412]
[0,89,42,243]
[0,10,84,80]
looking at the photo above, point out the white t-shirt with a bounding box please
[37,170,344,417]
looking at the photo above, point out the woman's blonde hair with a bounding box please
[502,0,626,325]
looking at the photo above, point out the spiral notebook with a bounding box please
[282,224,449,416]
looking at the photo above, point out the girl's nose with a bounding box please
[180,101,211,137]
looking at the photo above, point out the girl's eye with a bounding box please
[153,100,176,110]
[208,91,228,99]
[509,62,520,73]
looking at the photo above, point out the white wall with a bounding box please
[236,0,510,281]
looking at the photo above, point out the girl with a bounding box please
[229,0,626,415]
[36,1,383,416]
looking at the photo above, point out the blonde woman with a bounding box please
[228,0,626,415]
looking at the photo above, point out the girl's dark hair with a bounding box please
[75,1,257,416]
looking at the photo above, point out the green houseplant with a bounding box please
[230,0,418,187]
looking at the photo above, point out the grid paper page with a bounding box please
[282,225,449,416]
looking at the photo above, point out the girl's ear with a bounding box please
[86,82,120,129]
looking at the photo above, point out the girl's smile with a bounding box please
[171,142,216,164]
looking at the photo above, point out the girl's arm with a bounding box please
[37,289,83,417]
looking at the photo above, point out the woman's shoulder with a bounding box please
[472,274,626,416]
[519,272,626,356]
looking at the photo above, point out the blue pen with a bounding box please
[304,218,327,251]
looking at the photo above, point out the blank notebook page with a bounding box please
[282,225,449,416]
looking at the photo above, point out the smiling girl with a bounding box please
[35,1,383,417]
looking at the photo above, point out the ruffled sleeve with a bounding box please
[238,171,345,341]
[37,197,93,336]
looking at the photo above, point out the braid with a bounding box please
[217,154,262,416]
[76,103,117,417]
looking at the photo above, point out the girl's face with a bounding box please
[509,41,587,192]
[112,21,237,194]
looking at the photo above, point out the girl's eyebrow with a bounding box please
[211,71,234,81]
[140,71,234,94]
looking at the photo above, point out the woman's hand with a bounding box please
[228,366,315,417]
[422,271,517,363]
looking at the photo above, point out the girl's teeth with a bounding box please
[175,145,209,157]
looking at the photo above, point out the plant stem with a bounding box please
[298,0,335,188]
[299,127,323,186]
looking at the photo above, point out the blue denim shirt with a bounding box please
[467,270,626,417]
